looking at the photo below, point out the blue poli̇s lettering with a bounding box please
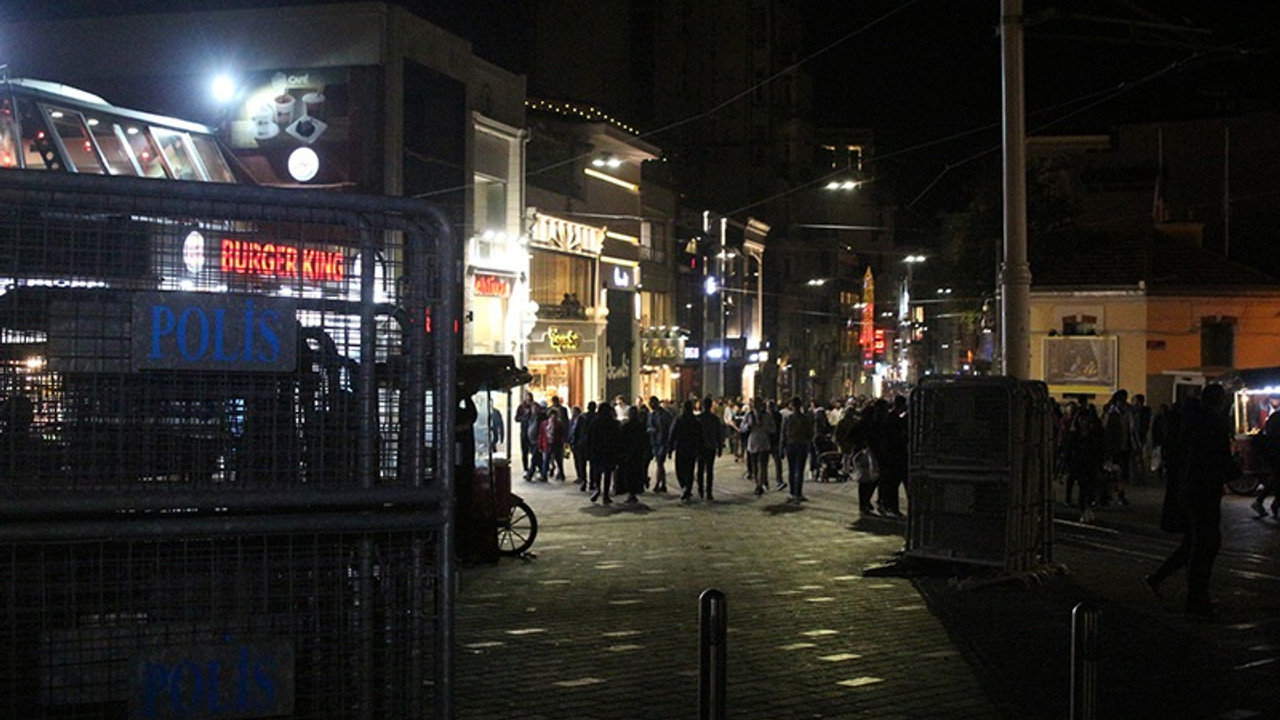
[256,309,281,363]
[212,308,240,362]
[251,653,277,709]
[236,646,251,711]
[177,307,211,361]
[139,661,168,719]
[242,299,256,363]
[171,660,204,716]
[149,305,176,359]
[204,660,230,714]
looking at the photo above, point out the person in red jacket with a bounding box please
[537,405,568,482]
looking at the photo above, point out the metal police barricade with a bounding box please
[0,170,460,719]
[905,376,1055,575]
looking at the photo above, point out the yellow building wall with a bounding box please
[1030,293,1147,400]
[1146,295,1280,374]
[1031,291,1280,402]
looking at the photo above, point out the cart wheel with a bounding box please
[498,500,538,556]
[1227,473,1262,496]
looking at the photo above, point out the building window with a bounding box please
[530,250,594,314]
[1200,316,1235,367]
[1062,314,1098,336]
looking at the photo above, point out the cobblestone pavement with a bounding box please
[453,455,1280,719]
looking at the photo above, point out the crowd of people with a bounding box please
[509,392,911,511]
[503,382,1280,619]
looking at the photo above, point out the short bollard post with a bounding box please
[699,588,727,720]
[1070,601,1100,720]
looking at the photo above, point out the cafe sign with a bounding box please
[547,326,581,352]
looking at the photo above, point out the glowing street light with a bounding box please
[210,74,237,104]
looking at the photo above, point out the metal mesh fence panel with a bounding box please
[0,170,458,719]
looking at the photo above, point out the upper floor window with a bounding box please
[1201,316,1235,367]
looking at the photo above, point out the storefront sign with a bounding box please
[220,239,345,283]
[546,326,581,352]
[132,292,297,372]
[473,273,512,298]
[604,264,636,290]
[130,640,295,720]
[641,336,685,366]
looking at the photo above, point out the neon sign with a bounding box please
[220,239,345,283]
[473,274,512,298]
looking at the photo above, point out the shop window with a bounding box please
[44,105,105,174]
[1201,316,1235,367]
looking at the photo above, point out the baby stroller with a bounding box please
[812,434,846,482]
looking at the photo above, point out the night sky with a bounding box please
[5,0,1278,223]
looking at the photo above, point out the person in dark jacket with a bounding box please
[1066,404,1106,523]
[669,399,703,502]
[570,401,597,491]
[586,404,621,505]
[874,395,909,517]
[695,396,724,501]
[514,392,537,478]
[1146,384,1238,618]
[780,396,815,503]
[618,406,650,503]
[647,396,674,493]
[1102,389,1132,505]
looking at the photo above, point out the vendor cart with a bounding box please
[457,355,537,561]
[1218,367,1280,495]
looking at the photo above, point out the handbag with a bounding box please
[851,449,879,483]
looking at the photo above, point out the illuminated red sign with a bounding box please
[473,274,512,298]
[873,329,886,357]
[220,239,345,283]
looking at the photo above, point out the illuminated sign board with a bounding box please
[473,273,512,298]
[604,263,636,290]
[547,326,581,352]
[220,239,345,283]
[132,292,297,372]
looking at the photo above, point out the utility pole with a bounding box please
[1001,0,1031,379]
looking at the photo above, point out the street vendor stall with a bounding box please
[1216,366,1280,494]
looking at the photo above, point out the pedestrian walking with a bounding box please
[670,399,702,502]
[696,396,724,501]
[1102,389,1132,505]
[618,406,650,503]
[742,397,776,496]
[521,399,547,481]
[1066,404,1106,523]
[538,405,568,482]
[1146,384,1239,618]
[570,401,596,490]
[586,404,621,505]
[781,396,815,503]
[767,399,784,483]
[646,396,673,492]
[874,395,908,517]
[1249,403,1280,518]
[514,392,537,479]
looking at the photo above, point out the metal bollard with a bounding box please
[1070,601,1100,720]
[699,588,727,720]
